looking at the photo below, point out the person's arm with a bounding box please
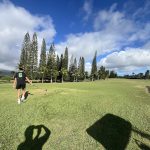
[26,77,32,85]
[13,73,17,88]
[13,78,17,88]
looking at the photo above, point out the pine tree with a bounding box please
[63,47,68,70]
[31,33,38,79]
[74,58,77,82]
[39,38,46,82]
[69,55,75,81]
[78,57,84,80]
[91,51,97,81]
[47,43,56,83]
[59,47,69,82]
[98,66,109,80]
[109,70,117,78]
[19,32,31,77]
[81,57,85,79]
[77,57,81,80]
[56,55,60,71]
[145,70,150,79]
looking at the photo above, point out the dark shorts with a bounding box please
[16,83,26,89]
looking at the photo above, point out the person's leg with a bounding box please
[21,84,26,101]
[17,89,21,104]
[21,88,26,100]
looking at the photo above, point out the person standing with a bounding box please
[13,66,32,104]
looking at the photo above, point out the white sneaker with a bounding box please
[21,96,25,101]
[18,99,21,104]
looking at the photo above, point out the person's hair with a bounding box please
[19,65,24,70]
[19,67,23,70]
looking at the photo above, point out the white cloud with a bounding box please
[56,2,150,74]
[85,62,91,73]
[82,0,93,21]
[93,5,135,33]
[0,0,56,70]
[143,41,150,50]
[98,48,150,73]
[0,0,149,75]
[56,30,127,62]
[56,8,135,62]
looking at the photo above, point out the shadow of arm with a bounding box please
[133,128,150,140]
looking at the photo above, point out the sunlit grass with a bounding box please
[0,79,150,149]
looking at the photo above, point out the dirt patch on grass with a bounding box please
[146,86,150,93]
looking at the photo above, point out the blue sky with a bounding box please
[9,0,124,43]
[0,0,150,75]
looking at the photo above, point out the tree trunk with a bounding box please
[51,76,52,83]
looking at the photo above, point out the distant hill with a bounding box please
[0,70,12,76]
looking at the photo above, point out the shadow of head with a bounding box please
[17,125,51,150]
[86,114,132,150]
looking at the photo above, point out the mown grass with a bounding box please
[0,79,150,150]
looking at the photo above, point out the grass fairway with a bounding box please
[0,79,150,150]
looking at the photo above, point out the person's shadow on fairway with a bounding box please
[17,125,51,150]
[86,113,150,150]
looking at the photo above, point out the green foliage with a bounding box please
[145,70,150,79]
[91,51,97,80]
[63,47,68,70]
[31,33,38,79]
[19,32,31,77]
[98,66,109,80]
[109,70,117,78]
[46,43,56,81]
[61,68,68,82]
[39,39,47,81]
[19,32,38,79]
[0,75,12,81]
[78,57,85,80]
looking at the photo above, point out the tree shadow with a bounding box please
[86,114,132,150]
[17,125,51,150]
[86,113,150,150]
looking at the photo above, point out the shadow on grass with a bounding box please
[86,114,150,150]
[134,139,150,150]
[17,125,51,150]
[86,114,132,150]
[146,86,150,93]
[25,91,34,99]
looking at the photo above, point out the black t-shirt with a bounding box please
[14,71,26,84]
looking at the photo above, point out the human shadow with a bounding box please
[86,113,150,150]
[17,125,51,150]
[86,114,132,150]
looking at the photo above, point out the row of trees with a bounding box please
[19,32,118,82]
[19,32,86,82]
[124,70,150,79]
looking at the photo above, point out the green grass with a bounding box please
[0,79,150,150]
